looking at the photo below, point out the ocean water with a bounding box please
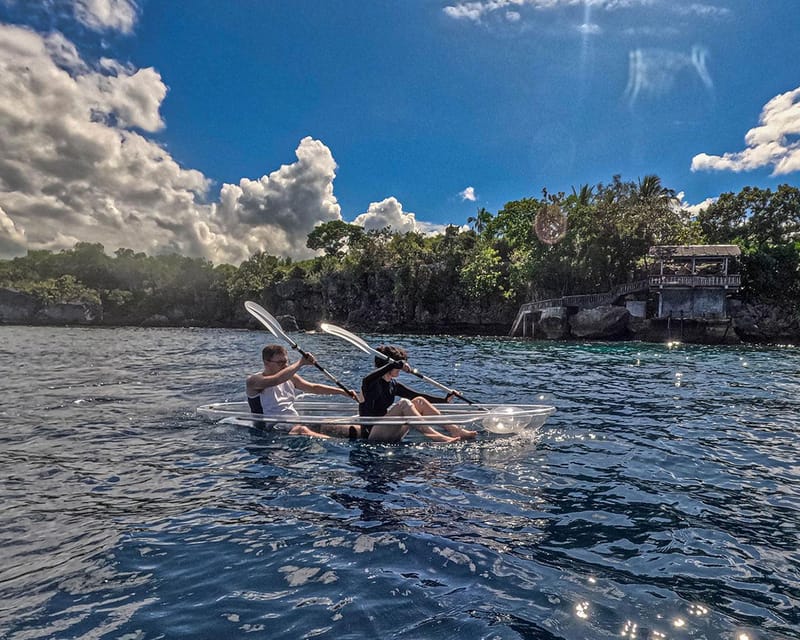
[0,325,798,640]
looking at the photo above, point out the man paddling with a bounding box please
[246,344,359,438]
[358,345,477,443]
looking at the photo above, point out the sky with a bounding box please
[0,0,799,265]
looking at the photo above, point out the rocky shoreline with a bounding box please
[1,287,797,344]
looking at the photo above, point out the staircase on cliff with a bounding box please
[509,279,650,337]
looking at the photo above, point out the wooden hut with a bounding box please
[648,245,741,319]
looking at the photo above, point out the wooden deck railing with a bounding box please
[649,274,741,288]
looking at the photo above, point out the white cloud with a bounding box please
[675,3,730,18]
[351,197,452,235]
[73,0,139,34]
[443,0,662,23]
[691,87,800,176]
[352,197,419,233]
[443,0,730,32]
[215,137,343,259]
[0,205,26,255]
[460,186,477,201]
[0,25,346,264]
[578,22,601,34]
[676,192,716,217]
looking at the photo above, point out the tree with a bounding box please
[306,220,365,257]
[698,185,800,247]
[467,207,493,235]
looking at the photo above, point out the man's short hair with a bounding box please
[262,344,287,362]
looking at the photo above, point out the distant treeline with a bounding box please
[1,177,798,328]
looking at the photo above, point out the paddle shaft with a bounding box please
[288,340,356,399]
[377,355,479,405]
[319,321,480,405]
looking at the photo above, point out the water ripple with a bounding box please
[1,327,799,639]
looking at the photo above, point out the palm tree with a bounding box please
[467,207,492,235]
[636,174,676,205]
[570,184,594,207]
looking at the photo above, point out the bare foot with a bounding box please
[289,425,331,439]
[424,432,460,443]
[444,424,477,440]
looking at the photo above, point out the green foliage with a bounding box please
[460,243,506,303]
[306,220,365,257]
[739,242,800,303]
[698,184,800,247]
[26,275,101,305]
[223,251,285,302]
[1,178,798,328]
[697,185,800,304]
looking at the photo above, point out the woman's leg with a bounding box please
[365,400,412,442]
[411,397,477,439]
[371,398,458,443]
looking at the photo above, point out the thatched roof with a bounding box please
[648,245,741,258]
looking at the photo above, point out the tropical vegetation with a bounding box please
[1,177,798,331]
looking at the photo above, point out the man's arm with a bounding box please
[245,355,310,396]
[293,374,356,398]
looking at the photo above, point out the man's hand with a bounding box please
[300,352,316,367]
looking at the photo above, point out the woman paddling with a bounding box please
[358,345,477,443]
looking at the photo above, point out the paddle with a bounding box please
[319,322,480,406]
[245,301,357,400]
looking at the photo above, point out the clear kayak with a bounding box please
[197,400,556,435]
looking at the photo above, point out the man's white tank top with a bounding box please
[247,380,299,416]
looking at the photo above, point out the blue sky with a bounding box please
[0,0,798,264]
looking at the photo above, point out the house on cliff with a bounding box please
[648,244,741,319]
[510,244,742,342]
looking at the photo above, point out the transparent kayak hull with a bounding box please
[197,400,555,434]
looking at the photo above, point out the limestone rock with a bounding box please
[730,300,800,343]
[570,305,630,339]
[0,288,38,323]
[538,307,569,340]
[276,314,300,332]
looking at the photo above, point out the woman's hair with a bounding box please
[375,345,407,367]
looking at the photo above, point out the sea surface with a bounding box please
[1,325,798,640]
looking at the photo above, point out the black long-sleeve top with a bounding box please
[358,360,446,417]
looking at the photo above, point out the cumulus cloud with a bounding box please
[351,197,452,235]
[215,137,342,258]
[460,186,477,201]
[0,24,346,264]
[676,192,716,217]
[691,87,800,176]
[73,0,139,34]
[0,206,26,255]
[352,197,419,233]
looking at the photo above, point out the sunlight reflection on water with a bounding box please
[1,327,799,639]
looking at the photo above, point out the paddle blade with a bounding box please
[245,301,295,346]
[320,322,381,358]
